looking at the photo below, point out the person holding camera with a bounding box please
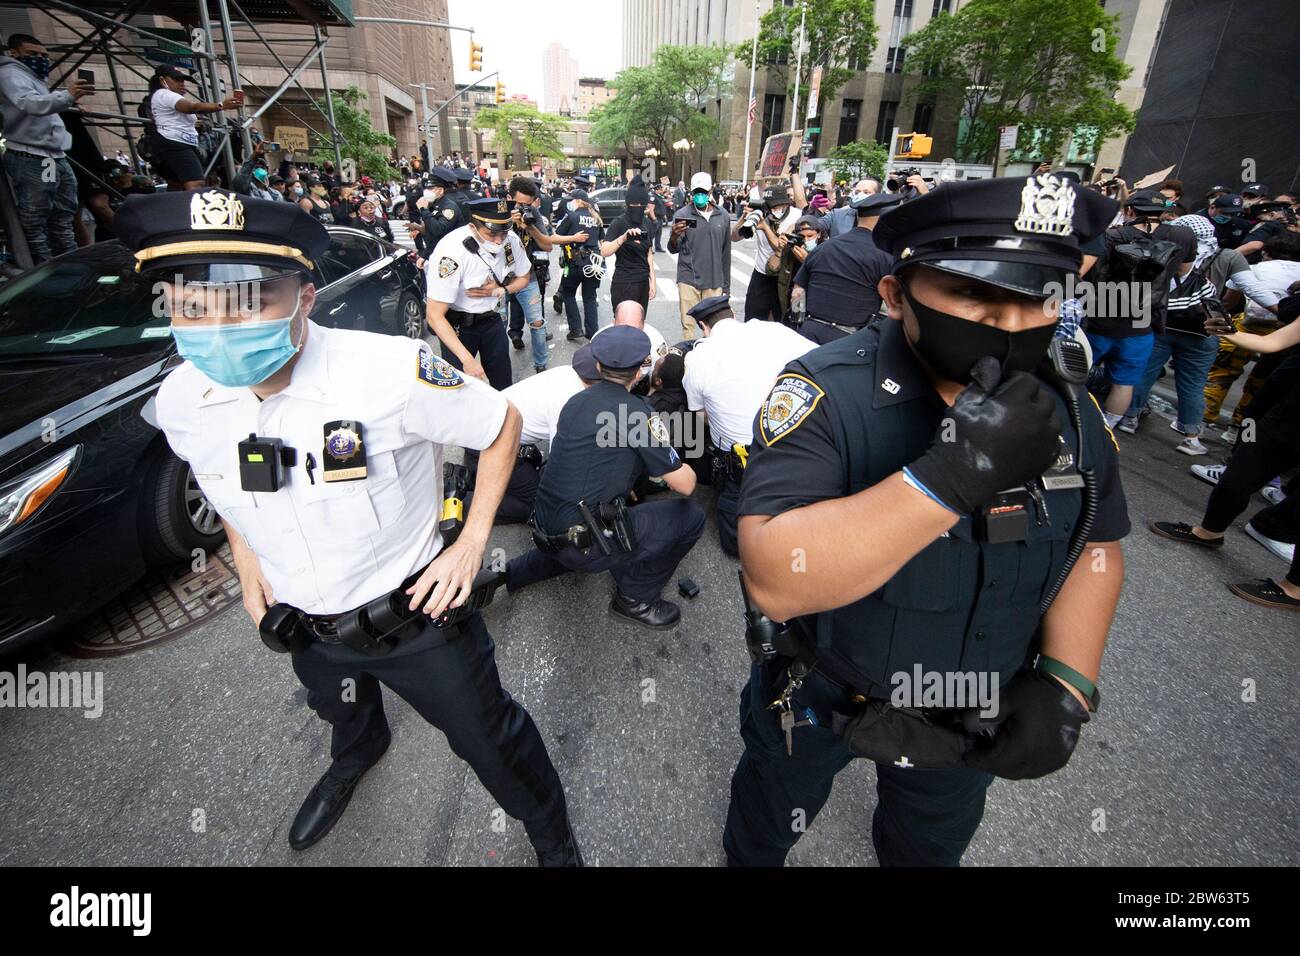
[769,214,827,322]
[504,175,556,373]
[601,175,658,315]
[733,179,805,323]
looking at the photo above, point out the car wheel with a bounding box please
[139,450,226,565]
[400,291,424,339]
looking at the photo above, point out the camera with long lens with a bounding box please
[887,167,923,194]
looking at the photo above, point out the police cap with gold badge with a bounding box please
[589,325,651,372]
[872,174,1119,298]
[465,196,516,233]
[114,188,330,280]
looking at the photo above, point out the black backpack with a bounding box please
[135,91,157,164]
[1099,225,1182,328]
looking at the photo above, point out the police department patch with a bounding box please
[438,256,458,278]
[760,374,825,446]
[417,349,465,389]
[442,207,456,220]
[649,414,672,445]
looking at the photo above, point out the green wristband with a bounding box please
[1037,656,1100,713]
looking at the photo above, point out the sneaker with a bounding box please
[533,365,547,374]
[1117,415,1140,434]
[1261,484,1286,507]
[1176,436,1209,456]
[1219,425,1239,444]
[1191,463,1226,485]
[1245,523,1297,563]
[1149,521,1226,549]
[1227,578,1300,612]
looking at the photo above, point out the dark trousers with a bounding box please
[610,275,650,315]
[507,498,705,603]
[724,662,993,867]
[653,222,665,252]
[290,613,572,854]
[441,312,513,391]
[716,472,741,558]
[1202,451,1300,586]
[743,270,780,323]
[561,263,601,337]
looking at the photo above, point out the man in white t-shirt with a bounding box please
[590,299,667,389]
[733,179,805,322]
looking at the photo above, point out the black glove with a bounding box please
[907,356,1062,514]
[962,669,1089,779]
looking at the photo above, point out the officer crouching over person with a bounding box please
[116,189,581,865]
[724,174,1129,866]
[505,326,706,629]
[425,196,532,391]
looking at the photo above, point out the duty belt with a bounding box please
[447,308,500,328]
[805,315,864,335]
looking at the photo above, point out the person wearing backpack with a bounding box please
[1084,190,1197,431]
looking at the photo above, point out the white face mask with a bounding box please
[423,189,437,201]
[804,238,818,251]
[849,191,866,204]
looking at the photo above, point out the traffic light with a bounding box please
[895,132,933,159]
[469,39,483,73]
[495,81,506,104]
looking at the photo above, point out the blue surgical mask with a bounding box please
[172,306,302,387]
[692,193,709,210]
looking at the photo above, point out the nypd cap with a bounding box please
[114,188,329,277]
[853,191,904,216]
[873,174,1119,299]
[686,294,733,325]
[589,325,651,371]
[572,344,599,381]
[1209,193,1244,211]
[430,165,459,186]
[454,167,475,184]
[466,196,515,228]
[1240,183,1269,196]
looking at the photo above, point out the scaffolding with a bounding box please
[0,0,355,268]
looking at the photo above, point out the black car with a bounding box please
[590,186,627,225]
[0,227,425,653]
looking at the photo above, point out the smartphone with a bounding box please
[77,69,95,87]
[1100,167,1115,176]
[685,218,698,229]
[263,141,280,152]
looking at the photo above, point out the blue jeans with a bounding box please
[1127,331,1220,434]
[2,151,78,263]
[507,276,548,368]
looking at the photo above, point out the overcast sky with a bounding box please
[445,0,625,103]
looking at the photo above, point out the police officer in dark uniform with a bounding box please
[551,174,594,313]
[412,166,465,258]
[724,174,1129,866]
[115,188,581,865]
[456,166,481,201]
[505,326,706,629]
[791,191,899,344]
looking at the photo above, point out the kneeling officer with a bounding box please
[116,189,580,865]
[725,174,1129,866]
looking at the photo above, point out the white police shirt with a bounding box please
[590,322,667,383]
[425,224,530,313]
[155,321,507,615]
[501,365,584,446]
[682,317,816,450]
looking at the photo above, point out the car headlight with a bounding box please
[0,446,79,537]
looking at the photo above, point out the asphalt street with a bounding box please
[1,232,1296,867]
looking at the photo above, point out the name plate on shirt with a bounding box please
[322,420,367,482]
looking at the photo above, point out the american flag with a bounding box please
[748,96,757,124]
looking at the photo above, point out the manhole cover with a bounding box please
[66,544,243,658]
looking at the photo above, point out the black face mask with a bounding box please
[627,204,644,227]
[901,285,1057,385]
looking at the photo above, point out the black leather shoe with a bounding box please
[288,734,390,851]
[609,592,681,629]
[510,337,524,351]
[566,331,581,342]
[552,294,564,315]
[545,330,554,341]
[536,825,584,867]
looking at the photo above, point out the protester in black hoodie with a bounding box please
[601,175,657,313]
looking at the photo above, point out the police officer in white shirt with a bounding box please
[425,196,531,391]
[682,295,815,556]
[473,346,601,523]
[114,189,581,865]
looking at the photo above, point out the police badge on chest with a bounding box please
[321,420,367,482]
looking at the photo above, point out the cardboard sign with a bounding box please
[274,126,309,152]
[1132,165,1176,190]
[757,130,803,183]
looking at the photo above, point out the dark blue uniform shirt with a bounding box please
[533,380,680,534]
[793,226,895,327]
[739,319,1130,696]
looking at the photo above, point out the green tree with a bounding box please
[736,0,879,122]
[307,85,397,181]
[826,140,889,183]
[904,0,1136,164]
[472,101,570,169]
[589,44,733,166]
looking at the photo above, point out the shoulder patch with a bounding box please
[442,207,456,220]
[437,256,458,279]
[649,413,672,445]
[417,349,465,389]
[760,374,825,446]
